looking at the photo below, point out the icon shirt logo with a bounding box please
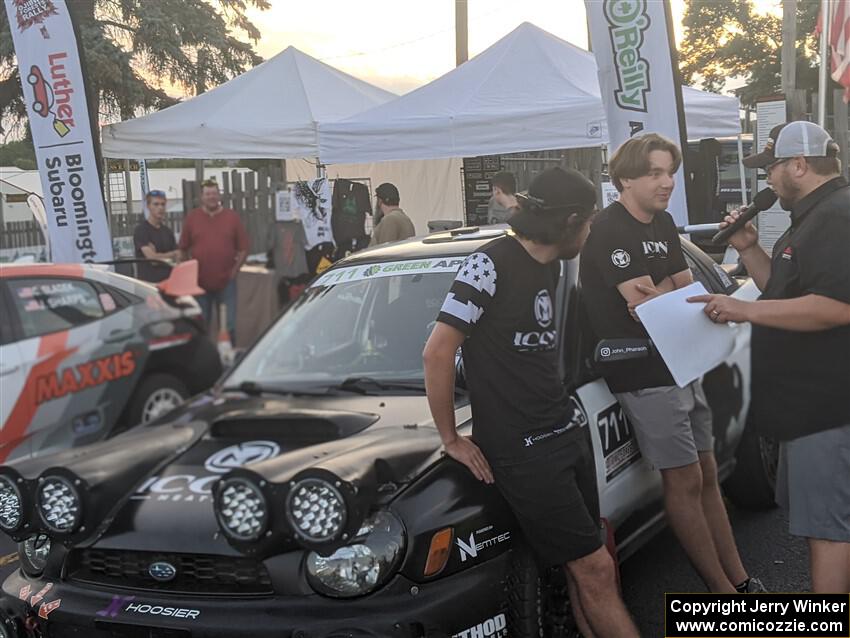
[204,441,280,474]
[534,290,553,328]
[611,249,631,268]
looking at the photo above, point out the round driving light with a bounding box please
[0,476,23,533]
[215,478,268,541]
[286,478,346,542]
[37,476,82,533]
[0,614,15,638]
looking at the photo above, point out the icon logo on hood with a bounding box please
[148,562,177,582]
[204,441,280,474]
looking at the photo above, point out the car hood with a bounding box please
[90,392,465,554]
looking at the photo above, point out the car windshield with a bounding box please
[226,258,465,391]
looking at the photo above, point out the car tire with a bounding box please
[122,373,189,429]
[723,422,779,510]
[506,544,580,638]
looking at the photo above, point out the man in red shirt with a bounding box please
[179,179,249,343]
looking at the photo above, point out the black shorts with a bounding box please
[491,427,602,565]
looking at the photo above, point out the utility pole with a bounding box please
[781,0,806,120]
[194,50,207,200]
[455,0,468,66]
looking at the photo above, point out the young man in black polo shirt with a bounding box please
[424,168,638,637]
[133,190,178,283]
[690,121,850,593]
[580,134,759,594]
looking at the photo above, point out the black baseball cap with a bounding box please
[509,167,597,241]
[375,182,400,204]
[743,121,840,168]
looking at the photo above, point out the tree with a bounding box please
[0,139,36,168]
[679,0,823,107]
[0,0,269,134]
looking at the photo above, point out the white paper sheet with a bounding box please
[634,282,737,388]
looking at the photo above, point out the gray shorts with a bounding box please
[776,424,850,542]
[614,381,714,470]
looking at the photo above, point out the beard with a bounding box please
[774,173,800,211]
[556,220,591,259]
[557,238,582,260]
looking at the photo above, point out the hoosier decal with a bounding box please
[35,351,136,404]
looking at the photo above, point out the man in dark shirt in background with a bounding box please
[424,168,638,637]
[369,183,415,246]
[487,171,519,224]
[179,179,249,343]
[581,134,759,593]
[690,121,850,593]
[133,190,178,283]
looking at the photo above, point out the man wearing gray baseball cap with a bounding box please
[689,120,850,593]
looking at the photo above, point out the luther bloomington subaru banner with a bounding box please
[4,0,113,262]
[586,0,690,226]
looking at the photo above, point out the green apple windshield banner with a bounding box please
[586,0,692,226]
[4,0,113,262]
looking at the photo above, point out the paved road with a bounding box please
[0,504,807,636]
[621,504,809,636]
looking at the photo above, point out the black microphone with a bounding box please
[712,189,778,245]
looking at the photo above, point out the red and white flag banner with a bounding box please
[819,0,850,102]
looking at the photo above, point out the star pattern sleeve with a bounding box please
[436,252,498,335]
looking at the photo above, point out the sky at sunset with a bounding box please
[241,0,782,96]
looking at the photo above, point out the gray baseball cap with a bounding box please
[743,121,840,168]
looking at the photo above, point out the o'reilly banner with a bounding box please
[4,0,112,262]
[586,0,690,226]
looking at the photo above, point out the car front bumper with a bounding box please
[0,553,509,638]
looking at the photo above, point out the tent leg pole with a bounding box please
[737,134,747,206]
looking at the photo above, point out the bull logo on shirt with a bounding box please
[611,249,631,268]
[534,289,553,328]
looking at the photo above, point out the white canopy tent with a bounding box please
[101,46,396,159]
[318,22,742,164]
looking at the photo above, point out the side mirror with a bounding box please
[594,339,655,364]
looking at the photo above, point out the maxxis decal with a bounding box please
[35,351,136,404]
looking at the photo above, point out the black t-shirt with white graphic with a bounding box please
[579,201,689,393]
[436,236,572,466]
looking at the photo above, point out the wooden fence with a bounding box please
[2,165,284,257]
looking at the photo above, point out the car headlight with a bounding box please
[0,475,23,534]
[18,534,50,576]
[286,477,347,543]
[37,476,82,533]
[215,477,268,541]
[306,510,405,598]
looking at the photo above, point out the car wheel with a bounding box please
[123,373,189,429]
[506,544,581,638]
[723,422,779,510]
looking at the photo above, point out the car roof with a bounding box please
[0,263,157,294]
[0,263,91,279]
[337,225,511,267]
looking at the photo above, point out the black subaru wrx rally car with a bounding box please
[0,227,776,638]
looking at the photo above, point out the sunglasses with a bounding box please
[765,157,792,172]
[146,190,166,198]
[515,192,594,216]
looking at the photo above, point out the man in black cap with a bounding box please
[423,167,638,637]
[369,182,415,245]
[689,121,850,593]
